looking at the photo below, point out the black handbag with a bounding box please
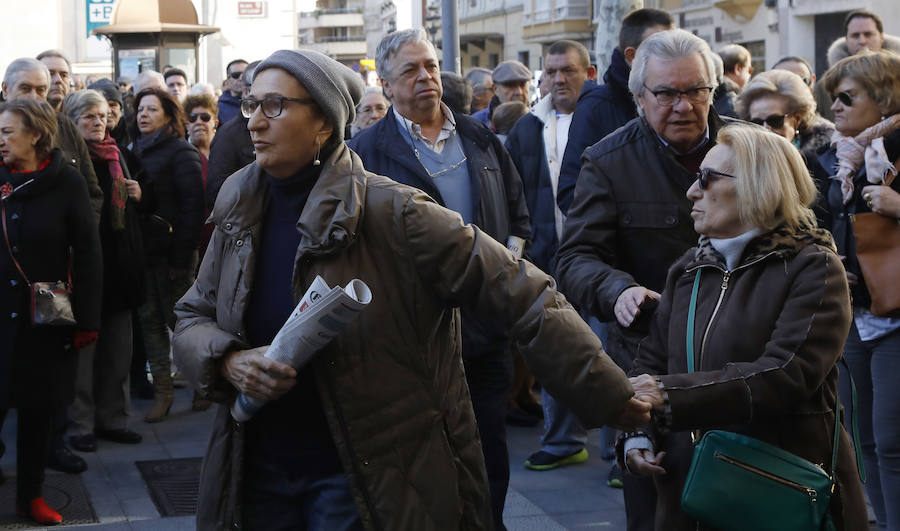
[679,269,865,530]
[2,196,76,327]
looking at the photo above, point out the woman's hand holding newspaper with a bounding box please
[221,346,297,401]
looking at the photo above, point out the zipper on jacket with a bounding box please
[694,251,779,368]
[714,452,820,501]
[699,270,729,367]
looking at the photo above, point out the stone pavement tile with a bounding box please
[519,487,624,515]
[131,515,196,530]
[70,521,134,531]
[506,514,569,530]
[90,499,129,522]
[161,442,206,459]
[552,510,627,530]
[504,489,546,517]
[120,496,161,519]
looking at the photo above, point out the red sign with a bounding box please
[238,1,265,17]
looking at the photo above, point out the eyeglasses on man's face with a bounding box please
[241,95,317,119]
[696,167,736,190]
[642,84,713,106]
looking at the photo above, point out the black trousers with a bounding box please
[463,351,513,531]
[0,407,53,502]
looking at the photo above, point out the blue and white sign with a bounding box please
[87,0,117,38]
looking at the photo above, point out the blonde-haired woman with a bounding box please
[736,69,834,163]
[620,124,867,530]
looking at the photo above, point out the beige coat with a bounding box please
[173,143,633,530]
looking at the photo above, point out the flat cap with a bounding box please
[492,60,532,84]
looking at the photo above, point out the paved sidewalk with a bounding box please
[0,387,627,530]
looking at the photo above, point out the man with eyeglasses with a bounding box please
[218,59,248,125]
[556,29,737,531]
[348,28,530,531]
[206,61,259,210]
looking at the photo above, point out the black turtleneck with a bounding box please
[244,162,343,477]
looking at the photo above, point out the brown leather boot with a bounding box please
[191,390,212,412]
[145,373,174,423]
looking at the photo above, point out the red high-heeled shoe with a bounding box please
[16,497,63,525]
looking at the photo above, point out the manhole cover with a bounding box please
[0,472,98,528]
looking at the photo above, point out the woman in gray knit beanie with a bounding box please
[251,49,365,152]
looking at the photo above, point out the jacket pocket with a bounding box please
[617,202,680,229]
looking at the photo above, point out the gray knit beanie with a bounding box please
[256,49,365,142]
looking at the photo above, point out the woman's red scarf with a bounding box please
[87,132,128,231]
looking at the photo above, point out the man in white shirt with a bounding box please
[504,40,596,470]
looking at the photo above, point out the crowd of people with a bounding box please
[0,6,898,531]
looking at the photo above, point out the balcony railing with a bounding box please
[317,35,366,42]
[299,7,363,17]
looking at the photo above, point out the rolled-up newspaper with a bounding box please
[231,276,373,422]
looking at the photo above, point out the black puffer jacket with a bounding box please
[90,150,145,312]
[0,149,102,409]
[206,115,254,210]
[131,131,205,269]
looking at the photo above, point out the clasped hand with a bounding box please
[221,346,297,401]
[614,286,660,327]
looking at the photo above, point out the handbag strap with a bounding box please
[1,198,30,285]
[686,270,702,373]
[683,269,863,483]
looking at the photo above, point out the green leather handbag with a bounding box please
[679,269,864,531]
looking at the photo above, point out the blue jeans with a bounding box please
[539,316,607,455]
[840,322,900,530]
[242,465,362,531]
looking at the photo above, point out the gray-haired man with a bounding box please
[348,28,531,530]
[556,29,736,531]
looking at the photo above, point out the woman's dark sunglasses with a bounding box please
[696,168,736,190]
[833,91,854,106]
[189,112,212,123]
[749,114,787,129]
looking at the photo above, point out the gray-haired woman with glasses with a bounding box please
[129,87,205,423]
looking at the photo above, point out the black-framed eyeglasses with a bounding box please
[229,71,244,80]
[189,112,212,123]
[833,91,854,107]
[696,168,736,190]
[749,114,788,129]
[642,84,713,106]
[241,95,317,119]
